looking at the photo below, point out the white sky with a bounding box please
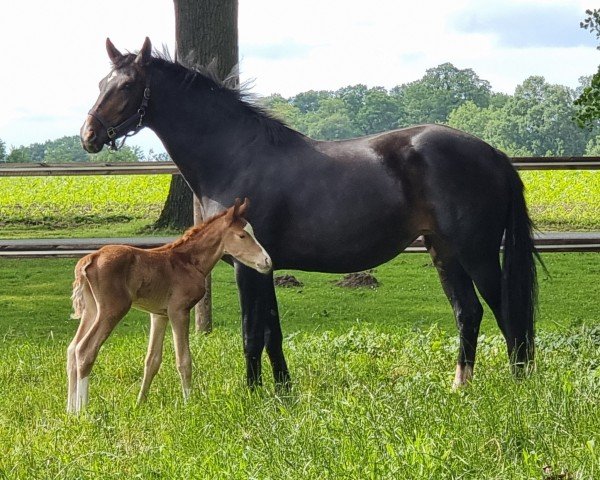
[0,0,597,154]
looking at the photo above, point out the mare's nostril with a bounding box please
[87,130,97,142]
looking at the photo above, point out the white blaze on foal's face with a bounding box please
[244,222,271,260]
[227,221,271,273]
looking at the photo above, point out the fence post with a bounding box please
[193,195,213,333]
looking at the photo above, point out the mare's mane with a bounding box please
[114,50,304,146]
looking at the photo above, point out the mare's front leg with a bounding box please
[235,263,290,389]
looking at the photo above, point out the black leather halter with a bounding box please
[87,79,151,151]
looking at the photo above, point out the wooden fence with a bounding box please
[1,156,600,177]
[1,157,598,331]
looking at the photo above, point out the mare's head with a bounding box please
[221,198,272,274]
[81,37,153,153]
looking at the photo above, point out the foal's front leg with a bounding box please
[137,313,168,405]
[169,307,192,401]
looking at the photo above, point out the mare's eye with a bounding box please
[122,83,132,90]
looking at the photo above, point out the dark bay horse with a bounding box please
[81,37,538,389]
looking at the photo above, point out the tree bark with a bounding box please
[172,0,239,332]
[153,175,193,230]
[174,0,238,81]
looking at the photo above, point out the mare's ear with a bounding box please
[238,197,250,218]
[106,38,124,64]
[135,37,152,66]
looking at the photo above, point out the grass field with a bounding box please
[0,170,598,238]
[1,254,599,478]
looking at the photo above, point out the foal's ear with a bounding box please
[238,197,250,218]
[230,198,242,221]
[106,38,124,64]
[134,37,152,66]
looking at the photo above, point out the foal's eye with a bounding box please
[238,234,246,239]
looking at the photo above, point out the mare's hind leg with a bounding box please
[137,313,169,405]
[424,236,483,388]
[459,252,531,375]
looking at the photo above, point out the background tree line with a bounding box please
[1,62,599,163]
[263,63,599,157]
[0,135,169,163]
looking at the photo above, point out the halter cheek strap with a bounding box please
[87,78,151,151]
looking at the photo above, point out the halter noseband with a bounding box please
[87,78,151,151]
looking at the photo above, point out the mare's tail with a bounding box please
[501,159,540,367]
[71,256,94,320]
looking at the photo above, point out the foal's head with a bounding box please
[221,198,272,274]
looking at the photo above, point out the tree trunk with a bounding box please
[172,0,239,332]
[153,175,193,230]
[174,0,238,81]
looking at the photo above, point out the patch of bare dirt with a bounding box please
[274,274,304,288]
[334,271,380,288]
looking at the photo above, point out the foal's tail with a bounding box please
[501,158,541,367]
[71,256,94,320]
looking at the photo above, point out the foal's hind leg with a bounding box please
[74,302,130,411]
[425,236,483,388]
[137,313,169,405]
[67,293,97,413]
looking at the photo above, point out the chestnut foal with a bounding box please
[67,198,271,413]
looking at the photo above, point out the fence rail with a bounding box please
[0,157,598,256]
[1,156,600,177]
[0,232,598,257]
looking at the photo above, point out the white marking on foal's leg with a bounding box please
[76,376,90,412]
[183,387,191,403]
[452,363,473,390]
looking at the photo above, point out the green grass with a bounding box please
[521,170,600,231]
[0,171,598,239]
[0,175,171,238]
[0,254,598,478]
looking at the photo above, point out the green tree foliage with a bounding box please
[4,136,144,163]
[0,138,7,162]
[574,9,600,129]
[44,136,88,163]
[393,63,492,125]
[304,97,360,140]
[355,87,402,135]
[447,100,495,140]
[448,77,590,156]
[291,90,333,114]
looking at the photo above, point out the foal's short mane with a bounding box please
[158,210,231,250]
[115,49,304,146]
